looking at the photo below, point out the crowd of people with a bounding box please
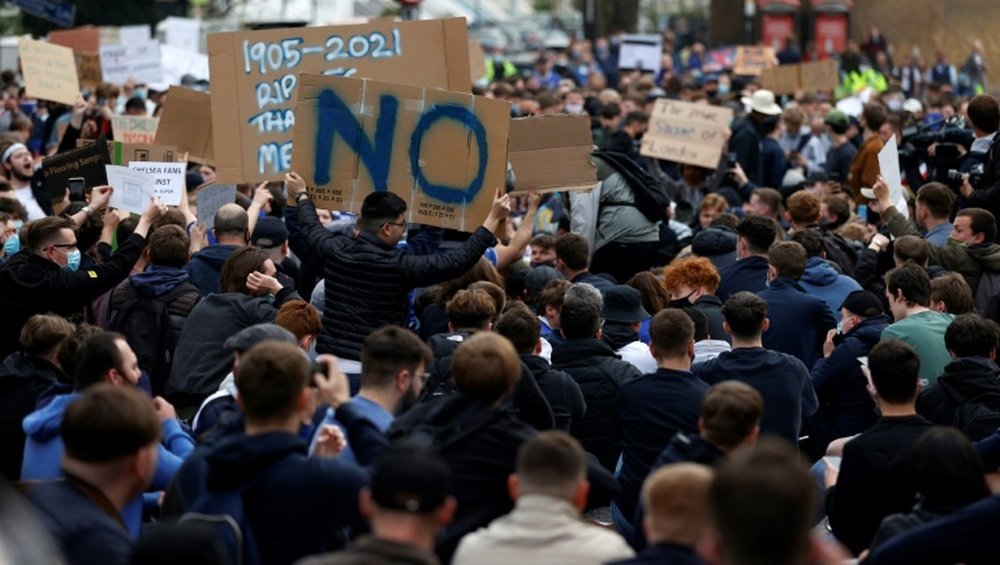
[1,17,1000,565]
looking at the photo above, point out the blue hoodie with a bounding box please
[185,244,240,295]
[798,256,863,322]
[129,265,191,298]
[21,392,195,539]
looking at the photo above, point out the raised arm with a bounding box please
[286,171,337,251]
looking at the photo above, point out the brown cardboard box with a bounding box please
[508,114,596,195]
[291,73,509,232]
[75,52,102,90]
[48,27,101,53]
[207,17,473,184]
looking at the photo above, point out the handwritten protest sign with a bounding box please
[762,59,839,94]
[161,44,209,87]
[207,17,472,183]
[100,40,163,85]
[196,183,237,229]
[112,116,159,144]
[106,165,154,215]
[118,25,150,45]
[619,34,663,74]
[164,16,202,51]
[732,46,775,76]
[509,114,596,195]
[41,137,110,199]
[640,99,734,169]
[127,161,184,205]
[18,38,79,105]
[291,73,510,232]
[155,87,213,164]
[74,52,102,89]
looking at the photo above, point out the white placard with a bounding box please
[619,34,662,74]
[106,165,154,215]
[164,17,202,52]
[100,40,163,85]
[196,183,237,229]
[127,160,185,205]
[119,24,151,45]
[159,44,209,89]
[878,136,908,219]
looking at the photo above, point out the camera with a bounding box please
[946,163,985,190]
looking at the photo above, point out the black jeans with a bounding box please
[590,240,661,284]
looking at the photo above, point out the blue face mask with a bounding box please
[3,233,19,256]
[64,249,81,272]
[134,88,147,100]
[12,220,23,231]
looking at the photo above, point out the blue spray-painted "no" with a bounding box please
[313,88,487,205]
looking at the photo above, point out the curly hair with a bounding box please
[662,256,721,295]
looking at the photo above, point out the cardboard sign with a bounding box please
[195,183,237,229]
[161,44,209,87]
[640,99,734,169]
[100,40,163,85]
[508,114,596,195]
[469,39,487,81]
[18,38,79,106]
[761,64,800,95]
[164,16,201,52]
[761,59,839,94]
[799,59,839,93]
[106,165,154,215]
[110,142,178,165]
[127,161,185,205]
[155,86,213,164]
[48,27,100,53]
[208,17,472,184]
[112,116,159,144]
[118,24,150,45]
[40,137,110,199]
[291,73,510,232]
[74,52,102,89]
[619,34,663,74]
[732,46,775,76]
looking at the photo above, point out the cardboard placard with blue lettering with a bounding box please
[207,17,472,184]
[640,99,734,169]
[291,73,510,232]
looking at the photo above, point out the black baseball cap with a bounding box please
[840,290,884,317]
[371,445,453,514]
[251,217,289,249]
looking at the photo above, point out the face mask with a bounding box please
[717,83,730,96]
[564,103,584,114]
[12,220,23,231]
[836,320,845,333]
[887,98,903,112]
[669,291,696,308]
[947,236,967,248]
[134,88,147,100]
[64,249,81,272]
[3,233,19,256]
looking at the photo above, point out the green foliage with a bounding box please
[534,0,557,11]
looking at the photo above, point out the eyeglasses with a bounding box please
[419,372,432,385]
[50,243,77,252]
[383,221,406,228]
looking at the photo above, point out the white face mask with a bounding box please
[564,103,584,114]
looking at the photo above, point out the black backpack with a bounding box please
[109,281,200,395]
[593,150,672,223]
[938,379,1000,441]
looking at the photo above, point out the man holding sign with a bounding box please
[285,172,510,365]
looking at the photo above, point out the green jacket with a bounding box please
[883,206,1000,292]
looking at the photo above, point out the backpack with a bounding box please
[179,455,297,565]
[938,378,1000,441]
[109,281,200,395]
[593,150,672,223]
[974,270,1000,324]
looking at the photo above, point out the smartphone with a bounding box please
[726,152,738,168]
[67,177,86,202]
[857,204,868,224]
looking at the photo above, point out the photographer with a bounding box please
[959,95,1000,232]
